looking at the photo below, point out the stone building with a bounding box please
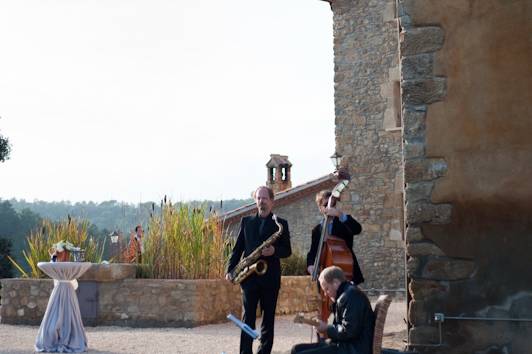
[324,0,531,352]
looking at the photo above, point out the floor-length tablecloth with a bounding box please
[35,261,92,353]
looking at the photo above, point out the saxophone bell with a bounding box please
[232,259,268,284]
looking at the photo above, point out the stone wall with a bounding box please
[1,276,319,327]
[330,0,405,291]
[274,194,322,256]
[398,0,532,352]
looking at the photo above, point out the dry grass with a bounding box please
[140,201,231,279]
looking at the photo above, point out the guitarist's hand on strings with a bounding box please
[315,320,328,334]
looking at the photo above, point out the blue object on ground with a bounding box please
[226,313,260,340]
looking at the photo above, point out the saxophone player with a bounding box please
[225,186,292,354]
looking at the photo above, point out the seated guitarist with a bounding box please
[291,266,375,354]
[306,190,364,285]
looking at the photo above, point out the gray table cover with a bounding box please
[35,262,92,353]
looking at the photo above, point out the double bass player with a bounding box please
[305,168,365,329]
[306,189,364,285]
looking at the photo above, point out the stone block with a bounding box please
[409,279,449,300]
[405,181,434,203]
[402,53,434,80]
[384,238,403,248]
[406,226,424,242]
[404,158,447,182]
[408,299,432,326]
[388,227,403,241]
[404,140,425,159]
[422,256,476,280]
[365,224,381,233]
[406,202,452,225]
[409,325,440,344]
[400,26,445,56]
[403,106,426,140]
[30,285,39,296]
[407,241,445,257]
[3,305,16,317]
[407,257,421,278]
[402,78,447,105]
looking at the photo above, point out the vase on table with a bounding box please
[56,250,70,262]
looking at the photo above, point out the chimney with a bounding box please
[266,154,292,193]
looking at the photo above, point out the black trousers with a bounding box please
[240,284,279,354]
[291,342,338,354]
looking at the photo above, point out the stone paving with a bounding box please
[0,301,407,354]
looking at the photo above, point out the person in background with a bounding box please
[124,224,143,263]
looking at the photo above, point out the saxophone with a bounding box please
[229,214,284,284]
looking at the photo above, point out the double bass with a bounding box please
[311,169,354,324]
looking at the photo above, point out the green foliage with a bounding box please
[139,200,231,279]
[281,251,308,276]
[0,200,42,271]
[9,217,105,278]
[0,238,13,278]
[0,132,10,163]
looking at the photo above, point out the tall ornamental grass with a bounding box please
[9,216,105,278]
[140,201,231,279]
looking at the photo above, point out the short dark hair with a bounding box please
[135,225,142,232]
[319,266,346,284]
[253,186,274,200]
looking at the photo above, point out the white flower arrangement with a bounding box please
[53,240,80,252]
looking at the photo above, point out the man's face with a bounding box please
[136,227,143,237]
[317,198,328,215]
[319,278,341,301]
[255,187,273,217]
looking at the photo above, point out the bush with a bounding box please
[281,251,308,276]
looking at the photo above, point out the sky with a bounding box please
[0,0,335,204]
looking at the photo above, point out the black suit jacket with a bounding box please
[327,281,375,354]
[306,215,364,285]
[227,213,291,289]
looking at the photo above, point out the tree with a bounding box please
[0,125,10,162]
[0,201,42,271]
[0,238,13,278]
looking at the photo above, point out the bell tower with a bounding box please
[266,154,292,194]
